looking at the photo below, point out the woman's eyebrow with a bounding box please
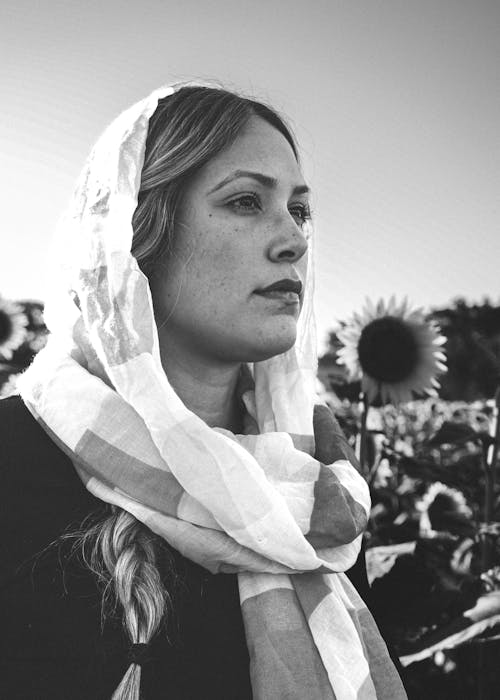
[208,169,310,196]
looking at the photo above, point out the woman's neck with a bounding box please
[158,336,244,432]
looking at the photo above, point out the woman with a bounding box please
[1,83,407,699]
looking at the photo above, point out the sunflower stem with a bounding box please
[473,388,500,700]
[481,444,494,573]
[487,385,500,494]
[367,452,383,487]
[481,386,500,573]
[358,393,370,478]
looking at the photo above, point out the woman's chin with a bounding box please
[191,316,298,364]
[245,317,298,362]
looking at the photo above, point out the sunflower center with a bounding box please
[357,316,419,383]
[0,310,13,345]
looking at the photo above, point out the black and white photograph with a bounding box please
[1,2,499,698]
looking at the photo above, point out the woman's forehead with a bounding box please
[196,116,308,192]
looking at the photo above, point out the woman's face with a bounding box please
[151,115,310,365]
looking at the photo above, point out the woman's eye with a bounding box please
[228,193,261,212]
[227,195,312,227]
[289,204,312,226]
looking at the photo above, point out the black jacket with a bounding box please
[0,395,373,700]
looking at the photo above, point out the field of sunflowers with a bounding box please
[320,297,500,699]
[2,294,500,699]
[324,396,500,699]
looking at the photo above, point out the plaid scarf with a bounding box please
[19,84,406,699]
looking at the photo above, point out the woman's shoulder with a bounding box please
[0,395,101,568]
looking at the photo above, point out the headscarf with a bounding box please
[19,83,407,699]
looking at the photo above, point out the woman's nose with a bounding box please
[267,218,309,263]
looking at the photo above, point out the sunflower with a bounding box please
[0,296,28,361]
[417,482,472,538]
[337,296,446,406]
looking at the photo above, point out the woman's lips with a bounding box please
[254,290,300,304]
[254,279,302,305]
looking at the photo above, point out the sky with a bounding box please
[1,0,499,351]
